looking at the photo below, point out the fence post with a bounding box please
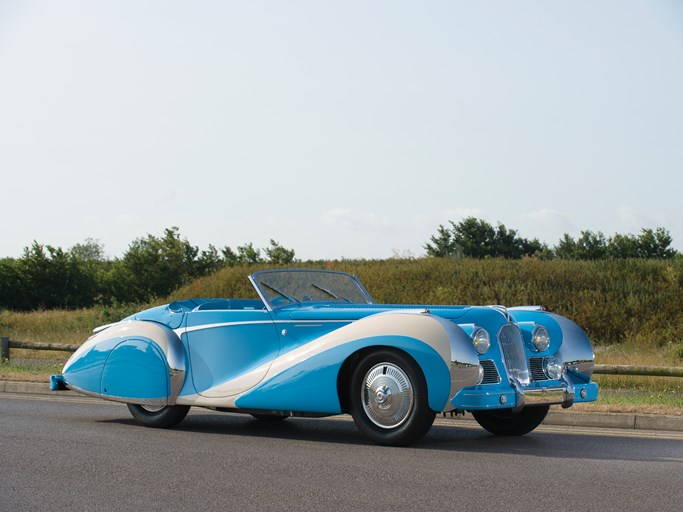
[1,337,9,363]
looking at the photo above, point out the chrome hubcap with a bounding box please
[140,404,165,413]
[362,363,414,429]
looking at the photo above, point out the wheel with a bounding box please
[472,405,549,436]
[251,413,289,422]
[127,403,190,428]
[349,350,435,446]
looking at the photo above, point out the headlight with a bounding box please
[544,356,563,380]
[471,328,490,355]
[531,325,550,352]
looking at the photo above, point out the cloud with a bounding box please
[322,208,393,232]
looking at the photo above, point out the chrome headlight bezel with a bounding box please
[471,327,490,355]
[531,325,550,352]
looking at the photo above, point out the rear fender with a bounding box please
[62,321,186,405]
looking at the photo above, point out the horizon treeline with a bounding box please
[0,219,679,311]
[0,227,296,310]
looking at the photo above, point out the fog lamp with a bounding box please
[477,364,484,385]
[544,357,563,380]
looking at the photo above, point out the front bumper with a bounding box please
[451,379,599,411]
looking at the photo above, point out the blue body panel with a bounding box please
[61,337,120,395]
[101,339,169,400]
[183,310,279,396]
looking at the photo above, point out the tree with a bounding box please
[194,244,224,275]
[558,227,677,260]
[425,217,547,259]
[575,231,608,260]
[221,246,239,267]
[111,227,197,302]
[451,218,497,258]
[424,224,460,258]
[554,233,577,259]
[14,242,98,309]
[264,239,296,265]
[236,242,263,265]
[637,227,676,259]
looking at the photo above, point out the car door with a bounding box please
[184,308,280,398]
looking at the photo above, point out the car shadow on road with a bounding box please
[99,411,682,462]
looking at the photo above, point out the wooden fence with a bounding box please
[1,335,682,377]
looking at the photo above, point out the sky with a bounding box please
[1,0,682,260]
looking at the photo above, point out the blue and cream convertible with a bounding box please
[52,269,598,445]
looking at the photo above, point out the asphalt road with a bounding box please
[1,394,682,512]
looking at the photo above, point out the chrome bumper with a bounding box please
[510,374,575,412]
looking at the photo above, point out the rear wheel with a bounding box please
[349,350,435,446]
[472,405,549,436]
[127,403,190,428]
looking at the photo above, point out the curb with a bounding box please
[3,380,683,433]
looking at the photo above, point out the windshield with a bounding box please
[250,269,374,310]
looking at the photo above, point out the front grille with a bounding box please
[498,324,530,385]
[528,356,548,381]
[480,360,501,384]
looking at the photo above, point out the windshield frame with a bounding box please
[249,269,375,311]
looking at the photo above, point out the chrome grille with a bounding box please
[498,324,530,385]
[528,356,548,381]
[480,360,501,384]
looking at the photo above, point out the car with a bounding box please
[51,268,598,445]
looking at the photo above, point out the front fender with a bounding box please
[62,321,187,405]
[508,310,595,383]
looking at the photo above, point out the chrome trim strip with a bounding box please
[248,273,273,312]
[176,319,272,335]
[507,306,546,312]
[487,305,511,321]
[67,382,169,407]
[175,319,356,336]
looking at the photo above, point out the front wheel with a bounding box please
[127,403,190,428]
[472,405,549,436]
[349,350,435,446]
